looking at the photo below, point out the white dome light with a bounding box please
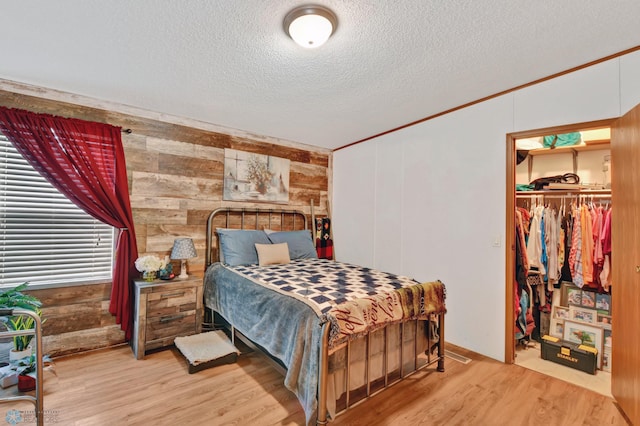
[284,5,338,49]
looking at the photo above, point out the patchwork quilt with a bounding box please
[229,258,418,315]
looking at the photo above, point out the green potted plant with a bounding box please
[8,307,43,359]
[0,283,45,361]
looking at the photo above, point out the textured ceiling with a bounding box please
[1,1,640,150]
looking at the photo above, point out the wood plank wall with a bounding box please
[0,87,332,356]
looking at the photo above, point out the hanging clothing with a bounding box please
[600,208,612,291]
[546,207,559,287]
[581,204,594,285]
[526,205,546,275]
[560,207,573,282]
[515,210,529,291]
[590,206,605,292]
[569,206,584,288]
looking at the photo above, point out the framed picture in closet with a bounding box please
[563,320,603,368]
[597,314,612,326]
[549,319,564,338]
[567,287,582,306]
[580,290,596,308]
[595,293,611,315]
[551,305,569,320]
[603,327,612,349]
[569,306,597,324]
[559,281,577,306]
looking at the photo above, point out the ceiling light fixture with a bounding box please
[283,5,338,48]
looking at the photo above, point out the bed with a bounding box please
[203,208,446,425]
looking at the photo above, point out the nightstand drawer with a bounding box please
[146,311,196,341]
[146,287,197,317]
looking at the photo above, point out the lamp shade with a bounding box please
[170,238,197,260]
[284,5,337,48]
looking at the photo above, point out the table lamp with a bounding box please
[170,238,197,279]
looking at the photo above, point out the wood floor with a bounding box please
[16,343,628,425]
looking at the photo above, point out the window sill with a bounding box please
[21,279,113,291]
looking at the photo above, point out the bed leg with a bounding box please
[437,313,445,372]
[317,323,330,425]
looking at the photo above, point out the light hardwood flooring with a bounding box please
[515,341,612,398]
[10,343,628,425]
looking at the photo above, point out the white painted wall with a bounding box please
[333,50,640,361]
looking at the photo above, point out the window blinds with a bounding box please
[0,135,114,287]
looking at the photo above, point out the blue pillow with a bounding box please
[217,229,271,266]
[267,230,317,260]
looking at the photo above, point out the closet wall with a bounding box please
[333,49,640,361]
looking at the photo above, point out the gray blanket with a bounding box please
[204,263,324,425]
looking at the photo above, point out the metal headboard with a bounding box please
[205,208,308,268]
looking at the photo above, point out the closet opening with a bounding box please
[505,119,615,396]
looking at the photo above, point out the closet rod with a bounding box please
[516,189,610,195]
[516,193,611,199]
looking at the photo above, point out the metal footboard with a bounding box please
[316,312,445,425]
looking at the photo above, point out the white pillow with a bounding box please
[255,242,290,266]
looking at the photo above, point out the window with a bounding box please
[0,135,114,287]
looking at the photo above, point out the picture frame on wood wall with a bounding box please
[223,148,290,204]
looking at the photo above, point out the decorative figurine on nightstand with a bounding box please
[158,255,175,280]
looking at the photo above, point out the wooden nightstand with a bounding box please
[131,274,203,359]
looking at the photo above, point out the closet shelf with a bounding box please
[525,140,610,156]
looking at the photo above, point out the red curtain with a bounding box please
[0,106,138,340]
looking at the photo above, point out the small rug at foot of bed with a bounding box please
[174,330,240,374]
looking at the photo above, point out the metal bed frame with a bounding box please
[205,208,445,425]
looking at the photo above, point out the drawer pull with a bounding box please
[160,291,185,299]
[160,314,185,324]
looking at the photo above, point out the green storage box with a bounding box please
[540,335,598,375]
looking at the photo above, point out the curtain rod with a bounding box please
[121,128,132,134]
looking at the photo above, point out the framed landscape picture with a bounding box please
[223,148,290,204]
[563,319,603,368]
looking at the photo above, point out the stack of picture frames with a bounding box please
[549,281,612,372]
